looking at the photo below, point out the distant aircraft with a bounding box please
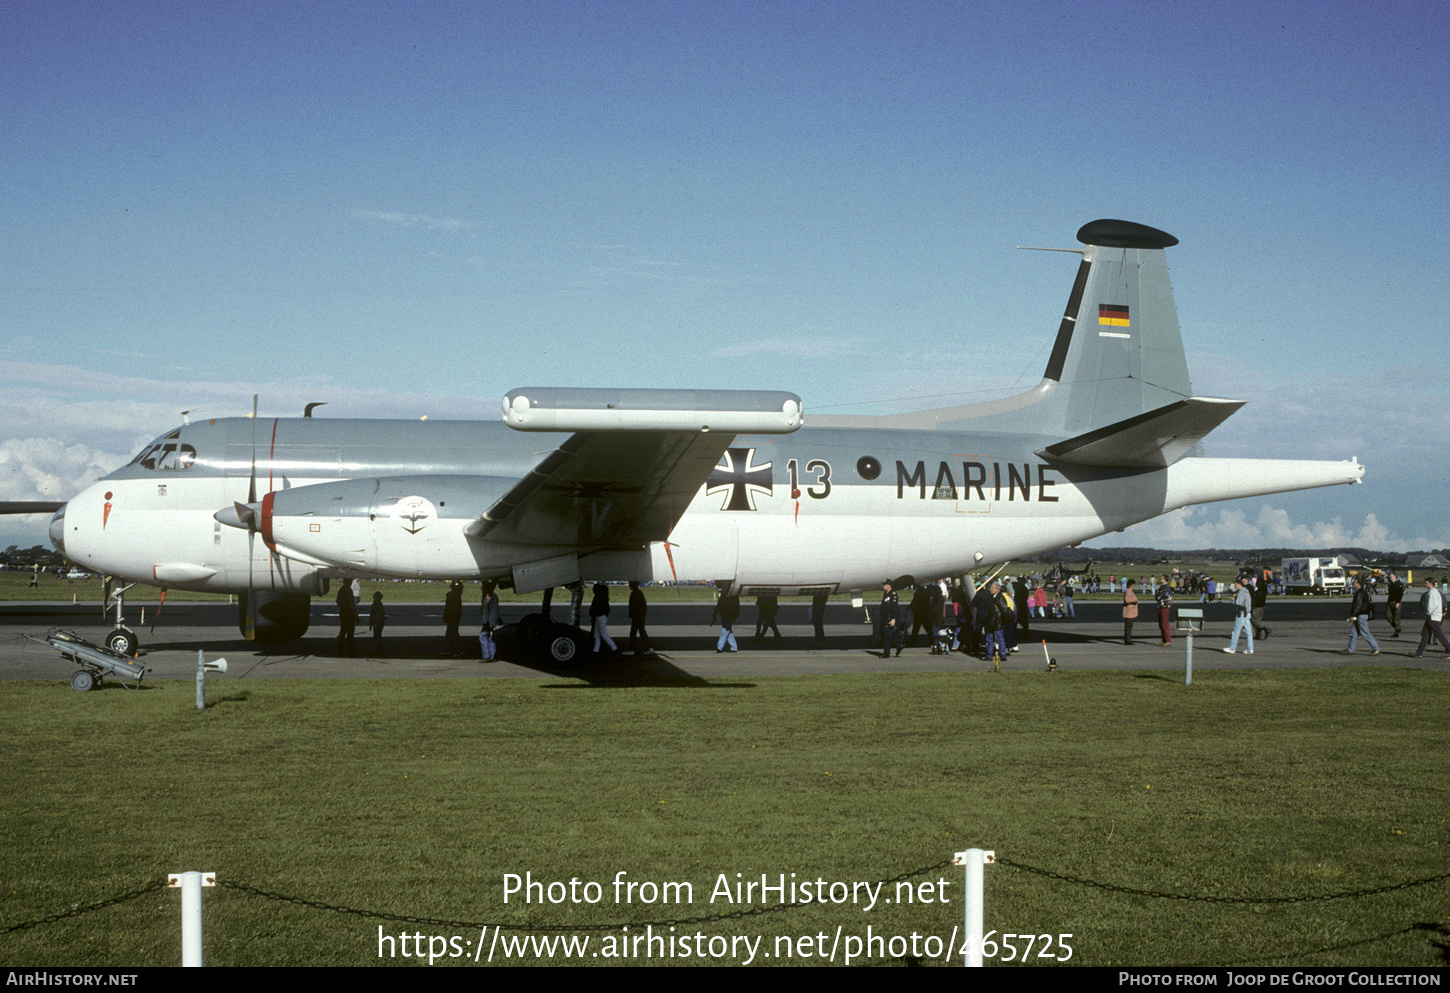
[4,220,1363,657]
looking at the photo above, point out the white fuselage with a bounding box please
[53,417,1363,597]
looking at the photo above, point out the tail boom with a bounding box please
[1161,457,1364,512]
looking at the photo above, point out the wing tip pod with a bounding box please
[502,388,803,434]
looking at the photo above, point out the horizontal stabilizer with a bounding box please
[1038,397,1244,469]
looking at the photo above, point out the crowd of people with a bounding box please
[329,570,1450,663]
[719,569,1450,663]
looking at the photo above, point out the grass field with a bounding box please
[3,666,1446,967]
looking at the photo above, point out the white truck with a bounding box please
[1281,557,1348,595]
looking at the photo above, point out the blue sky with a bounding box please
[2,0,1446,552]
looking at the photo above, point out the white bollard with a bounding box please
[195,651,227,710]
[1177,608,1203,687]
[167,871,215,966]
[953,848,995,966]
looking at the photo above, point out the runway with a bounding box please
[2,596,1443,686]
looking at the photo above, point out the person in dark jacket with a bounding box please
[1342,577,1380,656]
[879,579,903,658]
[1013,578,1031,639]
[952,579,972,653]
[1385,572,1404,638]
[1250,574,1270,640]
[1156,576,1173,646]
[969,582,993,657]
[368,591,385,655]
[443,581,464,655]
[754,593,781,642]
[810,591,829,647]
[711,591,740,652]
[336,578,357,657]
[589,582,618,654]
[978,581,1008,663]
[907,584,933,647]
[627,580,652,655]
[479,581,502,662]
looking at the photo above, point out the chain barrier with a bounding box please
[3,878,167,933]
[997,856,1450,905]
[7,857,1445,939]
[218,859,957,931]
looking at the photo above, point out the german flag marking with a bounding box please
[1099,304,1130,327]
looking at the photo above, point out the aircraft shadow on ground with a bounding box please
[139,632,758,688]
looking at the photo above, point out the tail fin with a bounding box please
[823,219,1230,463]
[1043,219,1194,436]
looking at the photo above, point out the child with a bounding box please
[369,591,385,655]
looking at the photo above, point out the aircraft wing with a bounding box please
[1038,397,1244,469]
[468,430,738,547]
[468,388,803,548]
[0,502,65,514]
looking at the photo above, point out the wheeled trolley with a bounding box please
[26,628,150,692]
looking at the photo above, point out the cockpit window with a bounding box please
[128,429,197,471]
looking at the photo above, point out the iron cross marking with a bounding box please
[707,447,773,511]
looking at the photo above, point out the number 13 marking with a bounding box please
[787,459,832,499]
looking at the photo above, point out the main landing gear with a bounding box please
[515,582,589,665]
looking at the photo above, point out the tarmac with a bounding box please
[2,596,1444,687]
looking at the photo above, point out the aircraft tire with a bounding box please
[106,629,137,656]
[546,626,586,666]
[70,670,96,692]
[517,613,549,647]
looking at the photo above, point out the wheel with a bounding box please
[70,670,96,692]
[548,632,579,664]
[545,626,589,665]
[106,629,138,656]
[516,612,549,647]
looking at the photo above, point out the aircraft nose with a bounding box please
[48,504,66,555]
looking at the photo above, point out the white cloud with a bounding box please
[0,438,123,501]
[1092,503,1449,553]
[1189,355,1447,463]
[351,210,472,231]
[0,438,127,550]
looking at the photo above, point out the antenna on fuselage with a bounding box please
[304,403,327,417]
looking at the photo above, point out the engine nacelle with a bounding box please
[238,591,312,644]
[257,475,514,578]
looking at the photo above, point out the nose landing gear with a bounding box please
[104,581,139,657]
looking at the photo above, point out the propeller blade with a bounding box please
[244,394,259,641]
[248,394,258,505]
